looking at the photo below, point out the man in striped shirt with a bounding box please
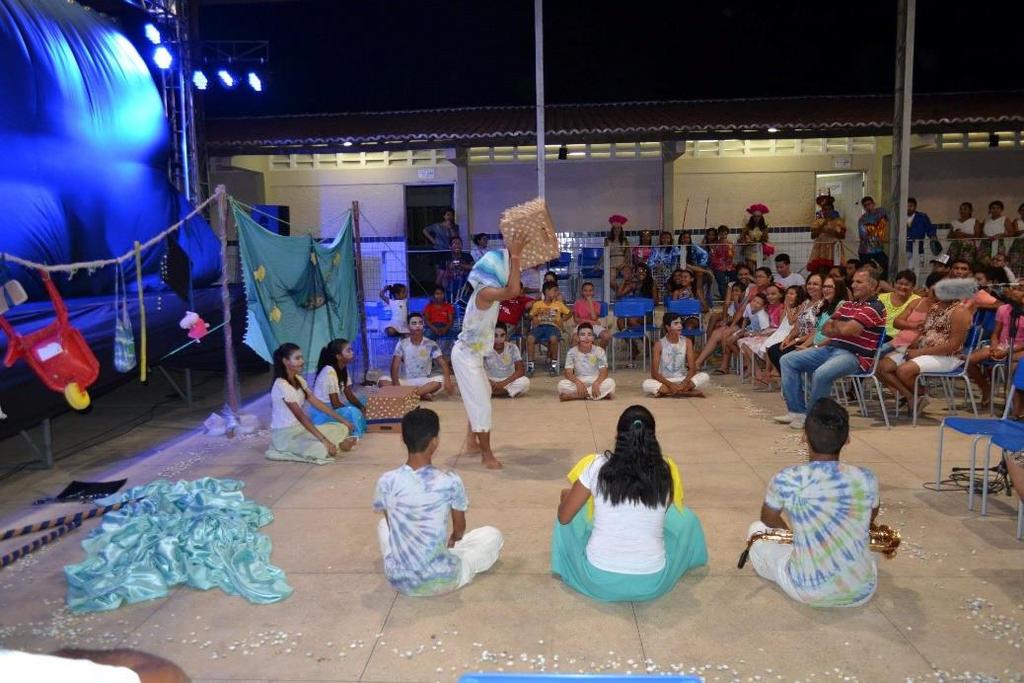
[774,268,885,429]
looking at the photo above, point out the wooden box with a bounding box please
[499,198,559,269]
[364,386,420,433]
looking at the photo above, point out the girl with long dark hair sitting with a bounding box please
[551,405,707,601]
[310,338,368,437]
[267,343,357,464]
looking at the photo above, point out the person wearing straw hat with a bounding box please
[807,194,846,275]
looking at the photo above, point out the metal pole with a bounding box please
[534,0,545,199]
[215,185,240,434]
[889,0,916,271]
[351,201,372,385]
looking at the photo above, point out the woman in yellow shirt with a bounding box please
[877,270,919,339]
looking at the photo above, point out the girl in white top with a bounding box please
[380,284,410,337]
[310,338,367,436]
[642,312,709,397]
[451,235,527,470]
[267,343,356,464]
[976,200,1011,239]
[552,405,708,601]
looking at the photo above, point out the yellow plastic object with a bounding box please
[64,382,91,410]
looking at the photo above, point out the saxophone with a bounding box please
[737,524,901,569]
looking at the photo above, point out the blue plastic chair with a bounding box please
[982,431,1024,538]
[611,298,653,371]
[552,251,572,280]
[935,358,1024,512]
[665,298,704,338]
[407,296,430,315]
[913,325,983,426]
[579,247,604,278]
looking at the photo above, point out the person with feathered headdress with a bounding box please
[807,193,847,274]
[739,204,771,270]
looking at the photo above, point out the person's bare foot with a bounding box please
[419,392,434,401]
[481,452,503,469]
[463,436,482,454]
[559,393,573,402]
[339,436,358,451]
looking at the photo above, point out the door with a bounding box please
[405,185,455,297]
[815,172,865,258]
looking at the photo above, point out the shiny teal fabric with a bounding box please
[65,478,292,612]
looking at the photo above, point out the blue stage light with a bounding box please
[153,46,173,70]
[217,69,236,88]
[247,72,262,92]
[192,70,208,91]
[144,23,161,45]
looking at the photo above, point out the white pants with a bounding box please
[642,372,710,396]
[884,350,962,374]
[452,341,492,432]
[400,376,444,391]
[557,376,615,400]
[378,518,503,589]
[488,375,531,397]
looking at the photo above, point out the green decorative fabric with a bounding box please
[64,478,292,612]
[234,200,358,363]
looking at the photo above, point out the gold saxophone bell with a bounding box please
[738,524,901,569]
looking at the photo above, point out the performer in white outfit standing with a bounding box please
[557,323,616,400]
[483,321,531,398]
[642,312,710,397]
[451,235,527,469]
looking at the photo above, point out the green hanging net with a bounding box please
[233,200,358,363]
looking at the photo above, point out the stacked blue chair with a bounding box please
[611,297,654,371]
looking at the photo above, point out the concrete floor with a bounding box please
[0,368,1022,683]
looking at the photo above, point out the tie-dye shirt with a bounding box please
[564,345,608,379]
[393,337,442,379]
[373,465,469,596]
[765,461,879,607]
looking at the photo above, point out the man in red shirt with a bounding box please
[774,268,885,429]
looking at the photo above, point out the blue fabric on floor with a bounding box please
[310,404,367,436]
[64,477,292,612]
[550,505,708,602]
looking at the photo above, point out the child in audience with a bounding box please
[558,322,615,401]
[737,284,784,380]
[571,281,610,348]
[380,313,454,400]
[374,408,503,596]
[311,338,367,436]
[642,312,709,397]
[380,283,410,337]
[423,286,455,340]
[745,398,879,607]
[266,343,356,464]
[483,322,531,397]
[527,282,572,376]
[719,292,770,375]
[552,405,708,602]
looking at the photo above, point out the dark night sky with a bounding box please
[197,0,1024,117]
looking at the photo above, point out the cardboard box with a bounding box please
[364,385,420,433]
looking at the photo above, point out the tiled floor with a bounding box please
[1,369,1022,682]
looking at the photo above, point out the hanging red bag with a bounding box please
[0,270,99,410]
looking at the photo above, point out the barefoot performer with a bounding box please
[451,236,527,469]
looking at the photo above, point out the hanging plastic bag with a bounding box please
[113,264,136,373]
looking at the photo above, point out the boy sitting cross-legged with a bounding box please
[557,322,616,401]
[373,408,504,596]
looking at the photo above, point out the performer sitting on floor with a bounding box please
[642,312,709,397]
[746,397,880,607]
[557,322,615,401]
[374,408,503,596]
[379,313,454,400]
[266,343,356,464]
[551,405,708,602]
[310,338,367,436]
[483,322,530,398]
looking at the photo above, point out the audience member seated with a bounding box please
[266,343,356,464]
[615,262,655,334]
[876,273,971,415]
[497,282,534,339]
[379,283,410,337]
[737,284,784,381]
[558,323,615,401]
[571,281,611,348]
[720,291,771,376]
[551,405,708,602]
[695,266,771,372]
[527,282,572,376]
[766,273,823,378]
[746,398,880,607]
[968,285,1024,409]
[748,285,808,388]
[374,408,503,596]
[642,312,709,397]
[774,268,884,429]
[483,322,530,398]
[773,253,805,288]
[310,338,367,436]
[436,237,474,301]
[423,286,455,340]
[967,266,1007,311]
[380,313,454,400]
[877,270,919,339]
